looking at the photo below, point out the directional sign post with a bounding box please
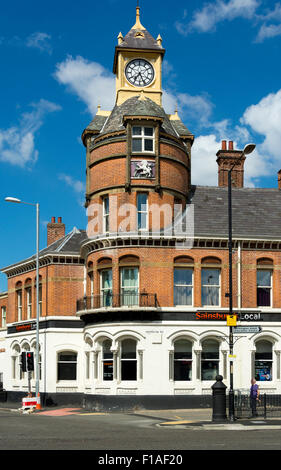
[234,326,261,334]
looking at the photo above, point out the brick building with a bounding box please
[1,8,281,408]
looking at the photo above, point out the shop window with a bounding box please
[121,339,137,381]
[201,340,220,381]
[137,193,148,230]
[257,270,272,307]
[174,339,192,381]
[255,340,272,381]
[120,267,139,306]
[201,268,220,306]
[102,339,114,381]
[132,126,155,153]
[100,269,112,307]
[57,351,77,381]
[174,268,193,306]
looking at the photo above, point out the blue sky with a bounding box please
[1,0,281,292]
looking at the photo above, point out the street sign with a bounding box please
[228,354,237,362]
[234,326,261,334]
[227,315,237,326]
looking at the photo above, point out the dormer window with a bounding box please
[132,126,155,153]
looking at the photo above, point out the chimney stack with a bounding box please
[47,217,65,246]
[216,140,246,188]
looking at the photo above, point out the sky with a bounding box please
[1,0,281,292]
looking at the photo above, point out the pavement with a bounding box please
[1,401,281,429]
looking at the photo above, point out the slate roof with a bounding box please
[188,185,281,240]
[1,228,88,273]
[119,27,163,52]
[84,115,108,134]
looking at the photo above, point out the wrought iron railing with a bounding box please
[234,391,281,418]
[77,293,158,311]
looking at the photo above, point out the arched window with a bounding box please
[255,340,272,381]
[57,351,77,381]
[102,339,113,381]
[174,339,192,381]
[121,339,137,381]
[201,339,220,381]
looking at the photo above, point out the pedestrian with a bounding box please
[249,378,259,417]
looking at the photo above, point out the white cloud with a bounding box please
[176,0,259,35]
[191,88,281,187]
[241,89,281,159]
[26,32,52,54]
[0,99,61,167]
[54,56,116,114]
[163,89,213,126]
[58,173,85,194]
[191,134,221,185]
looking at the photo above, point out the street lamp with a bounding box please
[5,197,40,400]
[228,143,255,421]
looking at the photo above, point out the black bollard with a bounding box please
[212,375,227,422]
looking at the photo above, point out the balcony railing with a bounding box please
[77,293,158,312]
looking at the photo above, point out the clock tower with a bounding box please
[113,6,165,106]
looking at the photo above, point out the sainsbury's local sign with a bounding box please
[196,311,261,321]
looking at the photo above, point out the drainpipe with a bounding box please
[237,241,242,310]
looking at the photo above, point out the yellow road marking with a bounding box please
[160,420,194,425]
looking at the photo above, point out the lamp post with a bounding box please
[5,197,40,399]
[228,143,255,421]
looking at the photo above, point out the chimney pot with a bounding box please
[228,141,234,150]
[222,140,227,150]
[47,217,65,246]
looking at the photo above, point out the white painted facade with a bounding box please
[1,308,280,398]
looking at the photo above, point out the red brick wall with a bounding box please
[85,247,280,309]
[0,293,7,328]
[6,263,84,323]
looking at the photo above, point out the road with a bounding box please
[0,408,280,455]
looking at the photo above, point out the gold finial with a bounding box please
[157,34,162,46]
[132,4,145,30]
[118,32,124,44]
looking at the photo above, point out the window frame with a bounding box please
[255,340,273,381]
[173,267,193,306]
[100,268,113,307]
[201,339,220,381]
[132,126,155,154]
[120,266,139,306]
[1,306,6,327]
[57,351,78,381]
[173,339,193,382]
[257,269,272,307]
[17,289,22,322]
[102,339,114,382]
[201,268,221,307]
[26,286,32,319]
[137,193,148,231]
[120,338,137,381]
[103,196,110,233]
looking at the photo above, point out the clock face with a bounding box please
[125,59,155,87]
